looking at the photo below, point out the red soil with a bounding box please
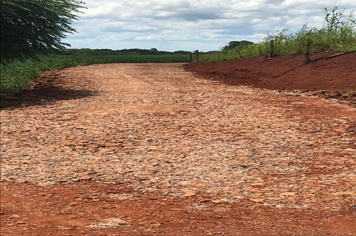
[184,52,356,104]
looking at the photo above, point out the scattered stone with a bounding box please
[211,200,221,204]
[250,199,264,203]
[281,192,296,196]
[9,214,21,219]
[89,218,128,228]
[79,174,92,181]
[182,191,198,198]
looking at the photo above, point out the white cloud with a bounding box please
[281,0,356,7]
[64,0,356,51]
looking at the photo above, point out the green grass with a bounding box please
[0,54,191,95]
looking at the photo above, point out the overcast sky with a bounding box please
[64,0,356,52]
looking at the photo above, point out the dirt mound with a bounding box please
[184,52,356,105]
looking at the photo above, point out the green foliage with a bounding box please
[0,0,85,62]
[0,54,192,95]
[222,41,254,51]
[62,48,192,56]
[201,8,356,62]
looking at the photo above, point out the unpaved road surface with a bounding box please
[1,63,356,235]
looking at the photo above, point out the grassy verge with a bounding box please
[0,54,191,95]
[199,8,356,62]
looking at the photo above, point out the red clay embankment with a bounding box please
[184,52,356,97]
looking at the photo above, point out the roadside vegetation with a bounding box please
[199,8,356,61]
[0,53,191,95]
[0,1,190,95]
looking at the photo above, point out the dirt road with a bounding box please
[1,63,356,235]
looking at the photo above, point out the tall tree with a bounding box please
[222,41,254,51]
[1,0,85,62]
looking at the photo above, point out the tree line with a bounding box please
[62,48,192,55]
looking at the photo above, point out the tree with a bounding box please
[1,0,85,62]
[222,40,254,51]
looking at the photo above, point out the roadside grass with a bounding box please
[199,8,356,62]
[0,54,191,95]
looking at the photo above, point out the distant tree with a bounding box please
[222,40,254,51]
[150,48,158,53]
[173,50,192,54]
[0,0,85,62]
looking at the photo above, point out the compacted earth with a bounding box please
[1,54,356,235]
